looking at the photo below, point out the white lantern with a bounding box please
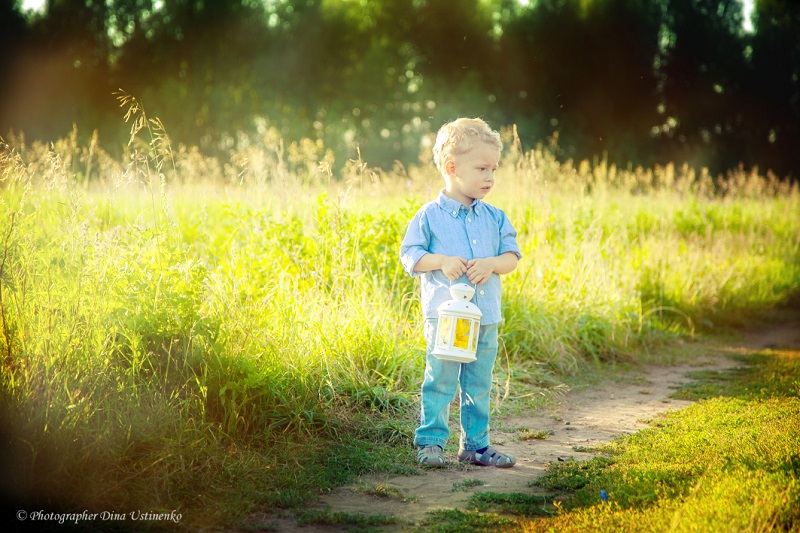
[432,283,482,363]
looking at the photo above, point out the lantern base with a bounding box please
[432,349,477,364]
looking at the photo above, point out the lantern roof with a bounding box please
[436,283,482,319]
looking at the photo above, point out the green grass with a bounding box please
[1,124,799,529]
[417,509,520,532]
[468,492,556,517]
[296,507,402,532]
[516,347,800,532]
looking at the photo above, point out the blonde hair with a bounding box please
[432,117,503,174]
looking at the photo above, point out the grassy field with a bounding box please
[1,116,799,530]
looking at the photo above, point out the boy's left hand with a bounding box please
[466,258,494,285]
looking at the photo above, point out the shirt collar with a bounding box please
[435,189,482,218]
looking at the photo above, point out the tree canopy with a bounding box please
[1,0,798,178]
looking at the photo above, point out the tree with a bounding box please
[745,0,800,177]
[1,0,114,142]
[0,0,28,132]
[2,0,798,177]
[497,0,663,164]
[655,0,755,172]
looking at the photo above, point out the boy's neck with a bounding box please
[442,188,475,208]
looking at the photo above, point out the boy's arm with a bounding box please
[401,210,466,279]
[466,252,519,286]
[413,253,468,281]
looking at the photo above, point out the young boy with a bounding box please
[400,118,521,468]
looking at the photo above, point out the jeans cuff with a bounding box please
[460,439,490,451]
[414,438,448,448]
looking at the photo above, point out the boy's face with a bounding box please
[444,141,501,206]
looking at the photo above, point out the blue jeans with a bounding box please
[414,318,499,451]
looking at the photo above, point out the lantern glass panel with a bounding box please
[454,318,471,349]
[471,322,480,350]
[437,316,453,346]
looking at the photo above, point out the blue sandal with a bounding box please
[458,445,516,468]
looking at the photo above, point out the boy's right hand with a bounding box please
[441,256,468,281]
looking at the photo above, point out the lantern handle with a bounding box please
[448,278,478,290]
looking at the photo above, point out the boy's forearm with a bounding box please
[491,252,519,275]
[413,253,444,273]
[415,253,470,281]
[416,252,518,275]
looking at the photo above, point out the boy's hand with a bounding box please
[466,258,495,285]
[441,256,468,281]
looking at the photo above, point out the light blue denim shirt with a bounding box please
[400,190,521,325]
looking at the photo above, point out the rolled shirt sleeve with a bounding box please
[399,210,431,278]
[497,210,522,259]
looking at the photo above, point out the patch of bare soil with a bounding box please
[255,313,800,532]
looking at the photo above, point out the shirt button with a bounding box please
[479,290,485,295]
[472,239,477,244]
[452,210,457,215]
[467,218,472,222]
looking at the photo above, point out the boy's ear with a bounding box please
[445,160,456,176]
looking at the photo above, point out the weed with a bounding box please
[355,481,417,501]
[451,479,488,492]
[534,457,615,491]
[468,491,556,516]
[516,429,553,441]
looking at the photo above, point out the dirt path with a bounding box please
[259,314,800,532]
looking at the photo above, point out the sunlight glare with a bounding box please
[743,0,755,33]
[22,0,45,12]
